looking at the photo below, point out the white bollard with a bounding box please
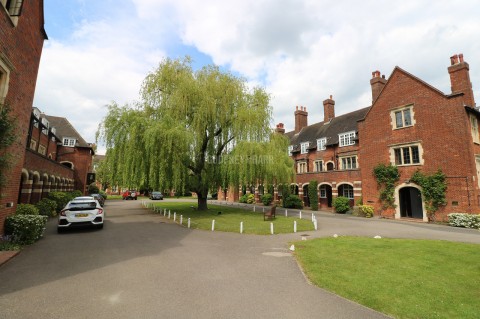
[285,209,287,217]
[180,215,183,225]
[163,209,166,216]
[188,218,191,228]
[263,207,265,213]
[174,212,176,222]
[270,222,274,235]
[168,211,171,219]
[314,220,318,230]
[299,211,302,219]
[240,221,243,234]
[294,220,297,233]
[253,206,256,212]
[311,213,314,221]
[212,220,215,231]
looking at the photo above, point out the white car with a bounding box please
[58,197,104,233]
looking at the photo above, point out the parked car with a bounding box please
[149,191,164,200]
[58,197,104,232]
[122,190,137,200]
[90,193,105,207]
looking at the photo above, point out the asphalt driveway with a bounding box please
[0,199,478,318]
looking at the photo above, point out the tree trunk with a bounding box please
[197,196,208,211]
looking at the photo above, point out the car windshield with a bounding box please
[68,201,97,211]
[152,192,161,195]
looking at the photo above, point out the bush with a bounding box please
[99,190,108,199]
[333,197,351,214]
[261,193,273,206]
[284,195,303,209]
[359,205,374,218]
[448,213,480,229]
[239,194,248,203]
[246,194,255,204]
[5,215,48,245]
[35,198,58,217]
[48,192,70,213]
[15,204,39,215]
[87,183,100,194]
[68,190,83,199]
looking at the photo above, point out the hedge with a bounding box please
[5,215,48,245]
[448,213,480,229]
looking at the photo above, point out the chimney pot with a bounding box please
[296,105,298,110]
[459,53,464,63]
[329,94,332,99]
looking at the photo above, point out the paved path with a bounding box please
[0,199,478,318]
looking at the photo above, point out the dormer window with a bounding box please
[63,138,76,147]
[317,138,326,151]
[339,131,355,147]
[41,118,49,135]
[300,142,309,154]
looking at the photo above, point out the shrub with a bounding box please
[284,194,303,209]
[261,193,273,206]
[448,213,480,229]
[246,194,255,204]
[87,183,100,194]
[239,194,248,203]
[333,196,351,214]
[0,238,21,251]
[68,190,83,199]
[99,190,108,199]
[35,198,58,217]
[48,192,71,213]
[5,215,48,245]
[15,204,39,215]
[308,180,319,211]
[359,205,374,218]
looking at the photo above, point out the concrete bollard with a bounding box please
[314,220,318,230]
[299,211,302,219]
[253,206,256,212]
[240,221,243,234]
[188,218,191,228]
[212,220,215,231]
[270,222,274,235]
[168,211,171,219]
[285,209,287,217]
[311,213,314,221]
[294,220,297,233]
[180,215,183,225]
[174,212,176,222]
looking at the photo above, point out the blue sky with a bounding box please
[34,0,480,154]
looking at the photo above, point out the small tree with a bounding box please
[333,196,350,214]
[308,180,319,211]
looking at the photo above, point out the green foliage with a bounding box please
[5,215,48,245]
[68,190,83,198]
[448,213,480,229]
[359,205,374,218]
[96,57,294,210]
[284,194,303,209]
[410,170,447,217]
[99,190,107,199]
[246,194,255,204]
[261,193,273,206]
[239,194,248,203]
[279,184,291,208]
[373,164,400,209]
[0,239,22,251]
[87,183,100,194]
[35,198,57,217]
[15,204,39,215]
[333,196,350,214]
[0,104,17,189]
[308,180,319,211]
[356,196,363,205]
[48,192,71,213]
[267,185,274,195]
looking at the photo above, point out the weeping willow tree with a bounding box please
[97,57,294,210]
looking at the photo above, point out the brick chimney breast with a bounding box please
[370,70,387,102]
[448,53,475,106]
[323,95,335,122]
[294,105,308,133]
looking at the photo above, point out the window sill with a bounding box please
[393,125,414,130]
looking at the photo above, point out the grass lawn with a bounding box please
[294,236,480,319]
[147,201,315,235]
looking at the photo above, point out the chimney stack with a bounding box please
[294,106,308,133]
[323,95,335,122]
[370,70,387,103]
[275,123,285,134]
[448,53,475,106]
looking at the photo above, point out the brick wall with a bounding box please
[0,2,46,234]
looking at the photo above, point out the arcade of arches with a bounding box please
[18,169,74,205]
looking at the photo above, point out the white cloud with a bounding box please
[35,0,480,153]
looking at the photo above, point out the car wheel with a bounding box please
[134,198,137,200]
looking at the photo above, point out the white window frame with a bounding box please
[1,0,23,26]
[391,105,415,130]
[300,142,309,154]
[317,137,327,151]
[470,114,479,144]
[38,144,46,156]
[30,139,37,150]
[288,145,293,156]
[339,184,354,199]
[297,162,307,174]
[390,143,423,166]
[0,58,10,103]
[339,131,356,147]
[63,137,76,147]
[41,118,49,135]
[314,160,324,172]
[319,185,327,198]
[339,156,358,170]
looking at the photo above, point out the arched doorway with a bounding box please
[302,184,310,207]
[399,187,423,219]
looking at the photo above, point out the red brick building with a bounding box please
[282,54,478,221]
[0,1,47,233]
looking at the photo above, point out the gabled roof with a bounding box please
[43,115,92,149]
[286,107,370,150]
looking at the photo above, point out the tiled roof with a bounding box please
[286,107,370,151]
[42,115,92,148]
